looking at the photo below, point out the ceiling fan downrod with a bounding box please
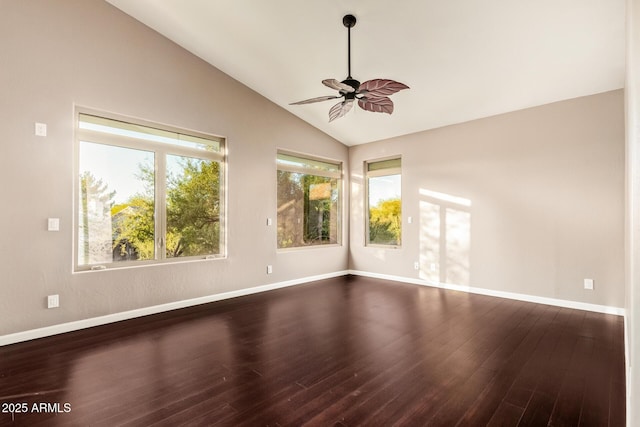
[342,14,359,92]
[343,14,356,79]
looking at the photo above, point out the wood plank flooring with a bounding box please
[0,275,626,426]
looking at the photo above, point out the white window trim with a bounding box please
[365,157,402,248]
[74,108,227,272]
[276,150,343,250]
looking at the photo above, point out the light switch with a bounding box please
[584,278,594,290]
[35,122,47,137]
[47,218,60,231]
[47,294,59,308]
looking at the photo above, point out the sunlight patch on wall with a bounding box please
[419,189,471,286]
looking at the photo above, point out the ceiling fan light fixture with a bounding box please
[291,14,409,122]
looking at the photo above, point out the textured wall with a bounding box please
[0,0,626,341]
[0,0,349,336]
[350,90,625,308]
[626,0,640,423]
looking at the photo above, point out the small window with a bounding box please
[75,111,225,271]
[277,152,341,248]
[366,157,401,246]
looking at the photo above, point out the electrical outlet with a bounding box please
[267,265,273,274]
[413,261,419,270]
[584,278,594,290]
[47,294,59,308]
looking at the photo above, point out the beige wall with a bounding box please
[350,90,625,308]
[0,0,626,345]
[626,0,640,424]
[0,0,349,336]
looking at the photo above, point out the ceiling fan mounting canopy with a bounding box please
[290,13,409,122]
[343,14,356,28]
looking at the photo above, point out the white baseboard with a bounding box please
[348,270,626,316]
[0,270,349,347]
[1,269,625,347]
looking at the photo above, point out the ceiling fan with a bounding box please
[291,14,409,122]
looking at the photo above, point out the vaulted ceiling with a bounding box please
[106,0,626,146]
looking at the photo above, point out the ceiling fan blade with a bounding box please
[322,79,355,93]
[290,95,340,105]
[358,96,394,115]
[329,99,354,122]
[358,79,409,98]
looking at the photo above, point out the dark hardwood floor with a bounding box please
[0,275,625,426]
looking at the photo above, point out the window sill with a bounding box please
[365,244,402,249]
[73,254,227,273]
[277,243,343,253]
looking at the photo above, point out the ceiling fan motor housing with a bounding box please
[341,78,361,98]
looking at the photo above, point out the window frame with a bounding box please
[276,150,343,250]
[365,156,402,248]
[73,108,226,272]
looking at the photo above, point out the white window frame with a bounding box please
[276,151,343,249]
[365,157,402,248]
[74,108,226,271]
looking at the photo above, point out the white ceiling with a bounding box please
[106,0,626,146]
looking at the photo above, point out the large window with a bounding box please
[75,111,225,271]
[366,157,402,246]
[277,152,341,248]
